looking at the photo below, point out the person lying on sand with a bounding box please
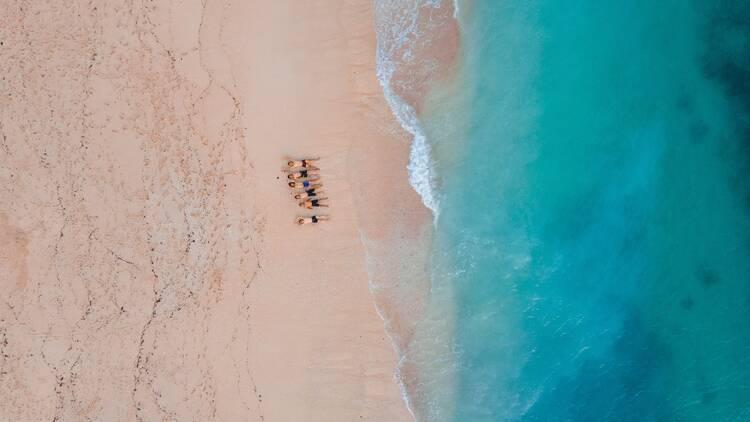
[296,215,329,225]
[287,158,320,169]
[291,182,322,192]
[299,198,329,209]
[288,180,322,189]
[294,188,323,200]
[287,170,319,180]
[288,179,320,189]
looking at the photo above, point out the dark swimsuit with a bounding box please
[303,180,310,188]
[299,170,308,178]
[311,200,319,207]
[312,216,319,223]
[306,188,317,197]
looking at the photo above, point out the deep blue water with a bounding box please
[422,1,750,420]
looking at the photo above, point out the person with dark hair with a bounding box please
[296,215,329,225]
[287,158,320,169]
[288,180,320,189]
[294,188,323,200]
[287,170,319,180]
[299,197,329,209]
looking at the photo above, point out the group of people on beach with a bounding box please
[285,158,330,225]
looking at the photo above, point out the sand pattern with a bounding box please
[0,1,262,420]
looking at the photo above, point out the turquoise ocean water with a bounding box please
[378,0,750,420]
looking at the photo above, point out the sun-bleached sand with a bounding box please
[0,0,428,420]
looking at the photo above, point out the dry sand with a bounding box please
[0,0,429,420]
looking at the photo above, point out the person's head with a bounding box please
[288,182,296,188]
[288,160,295,167]
[287,173,295,179]
[296,217,305,225]
[298,202,305,207]
[294,194,302,199]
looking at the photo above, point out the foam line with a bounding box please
[373,0,444,220]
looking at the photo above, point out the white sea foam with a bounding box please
[370,2,459,419]
[373,0,444,220]
[358,229,419,421]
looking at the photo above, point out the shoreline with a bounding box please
[367,0,462,419]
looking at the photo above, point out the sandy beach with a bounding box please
[0,0,428,420]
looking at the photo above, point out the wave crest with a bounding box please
[373,0,448,219]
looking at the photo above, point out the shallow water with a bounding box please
[378,0,750,420]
